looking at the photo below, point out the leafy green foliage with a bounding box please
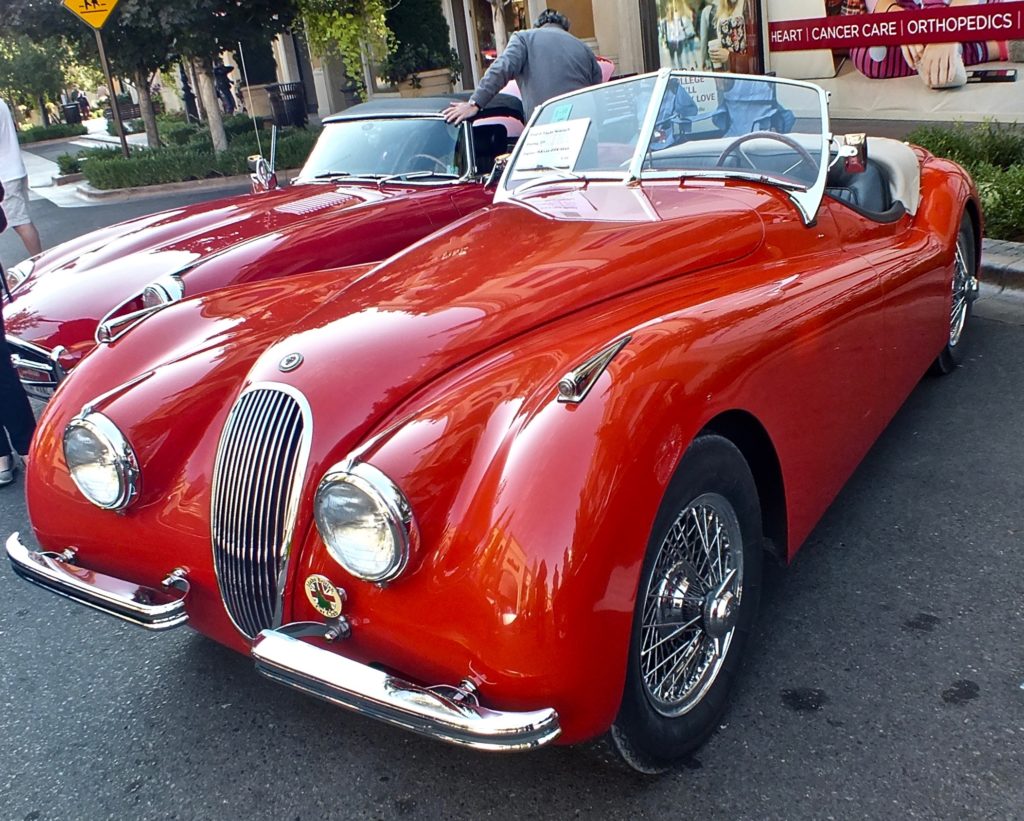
[81,127,319,189]
[381,0,462,85]
[907,121,1024,242]
[16,123,88,143]
[298,0,390,99]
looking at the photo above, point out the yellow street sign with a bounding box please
[62,0,120,30]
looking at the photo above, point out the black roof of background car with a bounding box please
[323,92,524,124]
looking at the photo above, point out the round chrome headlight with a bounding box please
[4,257,35,293]
[63,413,139,510]
[314,461,416,583]
[141,274,185,309]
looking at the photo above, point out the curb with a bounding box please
[981,238,1024,299]
[76,167,302,202]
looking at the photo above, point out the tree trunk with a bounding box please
[133,66,161,149]
[491,0,509,53]
[192,56,228,153]
[39,96,51,127]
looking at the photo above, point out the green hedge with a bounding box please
[907,121,1024,242]
[17,123,88,143]
[81,128,320,190]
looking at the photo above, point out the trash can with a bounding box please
[62,103,82,125]
[266,82,307,128]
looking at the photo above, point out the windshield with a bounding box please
[298,118,469,182]
[501,71,829,219]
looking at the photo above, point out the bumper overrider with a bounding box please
[5,532,561,751]
[5,335,66,400]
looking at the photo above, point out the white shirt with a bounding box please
[0,98,27,183]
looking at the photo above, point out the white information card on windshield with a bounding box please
[514,118,591,175]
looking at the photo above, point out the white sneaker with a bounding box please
[0,457,14,487]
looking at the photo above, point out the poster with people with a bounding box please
[765,0,1024,119]
[653,0,766,74]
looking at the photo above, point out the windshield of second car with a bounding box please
[503,72,827,193]
[298,118,468,181]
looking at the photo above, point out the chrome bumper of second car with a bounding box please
[252,624,562,751]
[5,335,66,400]
[5,532,190,630]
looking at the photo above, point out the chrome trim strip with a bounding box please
[252,625,562,751]
[5,532,189,631]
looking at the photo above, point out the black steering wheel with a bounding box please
[715,131,817,176]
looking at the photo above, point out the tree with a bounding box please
[298,0,389,99]
[0,37,72,125]
[154,0,299,153]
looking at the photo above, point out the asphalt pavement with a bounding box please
[2,178,1024,821]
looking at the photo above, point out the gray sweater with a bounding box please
[469,25,603,119]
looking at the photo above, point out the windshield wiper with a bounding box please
[376,170,460,186]
[515,164,583,180]
[312,171,352,179]
[511,165,586,195]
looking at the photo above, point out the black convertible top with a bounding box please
[323,92,524,124]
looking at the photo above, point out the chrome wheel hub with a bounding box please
[703,576,739,640]
[639,493,744,717]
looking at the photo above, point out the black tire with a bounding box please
[609,434,763,773]
[931,213,978,375]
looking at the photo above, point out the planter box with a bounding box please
[397,69,453,98]
[241,84,274,119]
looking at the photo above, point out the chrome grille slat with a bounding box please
[211,385,310,640]
[222,391,268,635]
[253,395,294,628]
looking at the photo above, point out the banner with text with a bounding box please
[769,1,1024,51]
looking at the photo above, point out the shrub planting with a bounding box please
[907,121,1024,242]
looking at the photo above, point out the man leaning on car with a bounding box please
[443,8,603,125]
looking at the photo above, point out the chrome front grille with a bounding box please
[211,385,311,639]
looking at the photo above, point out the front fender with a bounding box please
[287,306,721,743]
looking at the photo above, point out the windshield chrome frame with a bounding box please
[497,70,832,224]
[295,115,475,187]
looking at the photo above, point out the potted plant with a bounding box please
[381,0,463,97]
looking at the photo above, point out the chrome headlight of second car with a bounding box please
[4,257,35,293]
[63,413,140,510]
[314,461,417,583]
[141,274,186,309]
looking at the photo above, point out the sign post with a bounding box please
[61,0,130,159]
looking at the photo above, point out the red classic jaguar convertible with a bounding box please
[3,94,522,398]
[7,71,979,772]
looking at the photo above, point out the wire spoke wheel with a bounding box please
[639,492,743,717]
[949,236,976,348]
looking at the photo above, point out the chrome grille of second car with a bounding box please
[211,385,310,639]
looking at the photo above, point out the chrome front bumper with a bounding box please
[5,532,189,630]
[253,624,562,751]
[5,335,65,400]
[6,532,561,750]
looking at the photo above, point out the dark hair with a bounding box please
[534,9,570,30]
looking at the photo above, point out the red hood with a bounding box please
[3,181,432,359]
[242,182,768,458]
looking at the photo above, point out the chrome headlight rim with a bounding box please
[4,257,36,293]
[141,274,186,309]
[62,412,140,511]
[314,460,417,584]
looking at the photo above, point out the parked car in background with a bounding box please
[3,94,523,399]
[8,71,980,772]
